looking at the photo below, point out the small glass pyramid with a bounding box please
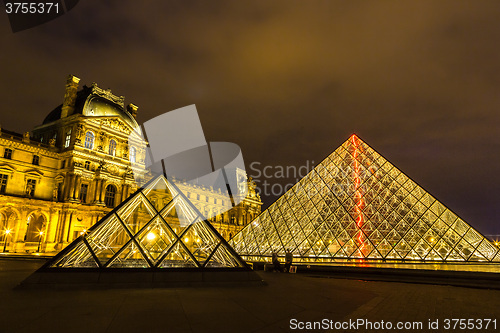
[230,134,500,263]
[46,176,247,269]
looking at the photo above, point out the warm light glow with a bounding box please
[184,237,189,243]
[5,229,11,235]
[39,231,44,236]
[196,238,200,243]
[147,232,156,240]
[430,237,435,242]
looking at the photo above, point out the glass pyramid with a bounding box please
[230,135,500,263]
[45,176,248,269]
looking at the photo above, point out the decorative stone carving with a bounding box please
[23,132,30,143]
[97,160,107,171]
[91,83,125,107]
[75,124,84,142]
[108,165,119,176]
[99,118,132,134]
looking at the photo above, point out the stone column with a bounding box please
[99,180,105,202]
[68,174,76,200]
[46,209,59,245]
[120,183,126,202]
[91,179,99,203]
[62,174,71,201]
[62,212,73,243]
[94,179,102,203]
[14,209,29,252]
[55,211,66,243]
[74,175,81,200]
[124,184,130,201]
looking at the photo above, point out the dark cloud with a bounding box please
[0,0,499,235]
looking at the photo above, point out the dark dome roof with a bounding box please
[43,85,138,129]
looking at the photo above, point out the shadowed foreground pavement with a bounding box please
[1,259,499,333]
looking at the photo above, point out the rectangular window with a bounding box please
[0,174,8,194]
[3,148,12,159]
[84,161,90,170]
[32,155,39,165]
[80,184,88,203]
[64,129,71,148]
[26,179,36,197]
[61,160,66,169]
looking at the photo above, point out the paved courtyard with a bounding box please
[1,259,499,332]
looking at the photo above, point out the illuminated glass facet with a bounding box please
[230,135,500,263]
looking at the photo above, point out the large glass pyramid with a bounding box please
[45,176,248,269]
[230,135,500,263]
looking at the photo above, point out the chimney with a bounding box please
[60,75,80,119]
[127,103,138,119]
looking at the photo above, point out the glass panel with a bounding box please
[117,195,156,236]
[475,239,498,261]
[142,177,175,212]
[51,243,97,268]
[182,220,219,266]
[107,241,150,268]
[136,217,176,263]
[86,214,131,266]
[159,242,198,268]
[205,244,244,268]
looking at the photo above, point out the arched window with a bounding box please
[130,146,136,163]
[25,214,44,242]
[104,184,116,208]
[84,131,94,149]
[109,139,117,156]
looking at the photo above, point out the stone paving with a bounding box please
[0,259,499,333]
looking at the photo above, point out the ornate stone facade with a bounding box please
[0,75,261,253]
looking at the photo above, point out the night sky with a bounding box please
[1,1,499,236]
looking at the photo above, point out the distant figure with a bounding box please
[284,249,293,273]
[272,252,282,272]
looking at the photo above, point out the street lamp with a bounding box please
[37,231,44,253]
[3,229,11,253]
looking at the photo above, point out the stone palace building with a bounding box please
[0,75,261,253]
